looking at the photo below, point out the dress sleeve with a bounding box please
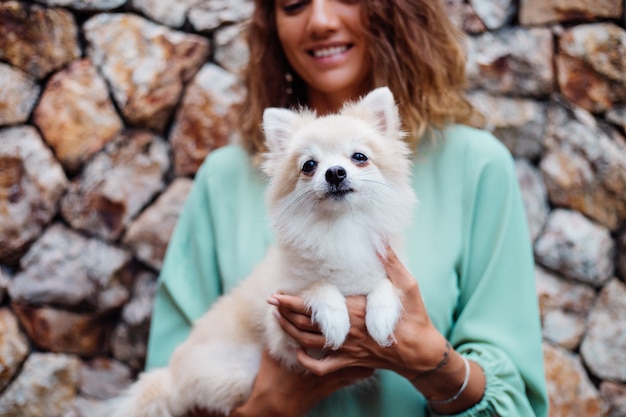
[430,138,549,416]
[145,159,223,370]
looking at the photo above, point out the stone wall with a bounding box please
[0,0,625,415]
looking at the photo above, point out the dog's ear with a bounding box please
[356,87,401,138]
[263,108,300,154]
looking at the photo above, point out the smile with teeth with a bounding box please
[311,45,350,58]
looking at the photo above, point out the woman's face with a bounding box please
[275,0,372,113]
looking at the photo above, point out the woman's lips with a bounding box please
[309,44,352,58]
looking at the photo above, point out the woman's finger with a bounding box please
[380,245,421,294]
[270,293,310,315]
[279,307,320,332]
[274,309,327,349]
[268,294,320,333]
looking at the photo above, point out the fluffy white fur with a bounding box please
[109,87,417,417]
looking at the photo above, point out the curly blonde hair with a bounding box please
[238,0,474,156]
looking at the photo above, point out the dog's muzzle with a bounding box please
[325,166,353,199]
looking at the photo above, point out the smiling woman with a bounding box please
[275,0,372,114]
[145,0,550,416]
[239,0,475,159]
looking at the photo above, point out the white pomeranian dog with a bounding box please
[110,87,417,417]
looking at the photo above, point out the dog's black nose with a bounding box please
[325,166,347,185]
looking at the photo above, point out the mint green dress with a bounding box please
[145,125,549,417]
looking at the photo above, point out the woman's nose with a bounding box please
[307,0,340,36]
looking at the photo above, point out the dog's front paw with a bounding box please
[365,304,401,347]
[366,281,402,347]
[315,304,350,350]
[304,286,350,350]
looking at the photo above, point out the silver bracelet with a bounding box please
[427,356,471,405]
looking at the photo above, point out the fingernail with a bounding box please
[267,297,279,306]
[273,310,281,320]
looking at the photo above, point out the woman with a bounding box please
[146,0,549,416]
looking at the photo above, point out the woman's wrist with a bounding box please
[401,339,486,415]
[427,355,471,405]
[426,359,486,415]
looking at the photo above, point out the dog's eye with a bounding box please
[352,153,368,164]
[302,160,317,174]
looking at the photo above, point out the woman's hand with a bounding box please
[235,349,373,417]
[271,245,485,414]
[187,349,372,417]
[272,245,446,377]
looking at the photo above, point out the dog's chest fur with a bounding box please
[276,225,390,296]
